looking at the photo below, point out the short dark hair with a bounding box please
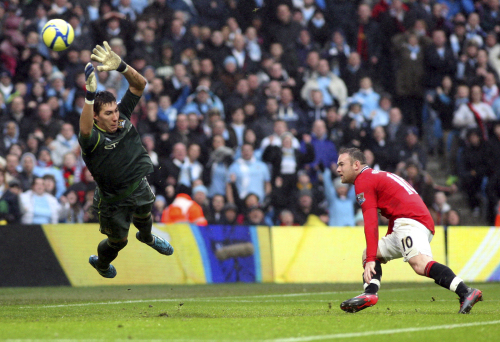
[94,91,117,114]
[338,147,366,165]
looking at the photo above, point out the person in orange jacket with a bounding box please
[161,191,208,226]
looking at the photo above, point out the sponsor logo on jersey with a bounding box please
[356,192,366,205]
[104,141,119,149]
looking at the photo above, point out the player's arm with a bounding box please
[80,63,97,137]
[362,207,379,283]
[121,65,147,96]
[357,181,379,263]
[363,207,379,262]
[91,41,147,96]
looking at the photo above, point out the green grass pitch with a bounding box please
[0,282,498,341]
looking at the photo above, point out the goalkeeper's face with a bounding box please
[94,102,119,133]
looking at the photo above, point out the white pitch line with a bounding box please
[266,320,500,342]
[4,321,500,342]
[18,287,425,309]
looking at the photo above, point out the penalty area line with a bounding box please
[266,320,500,342]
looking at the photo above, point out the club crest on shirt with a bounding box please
[356,192,366,205]
[118,119,125,128]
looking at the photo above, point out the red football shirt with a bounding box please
[354,166,435,262]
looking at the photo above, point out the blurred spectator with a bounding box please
[302,119,338,180]
[178,143,204,192]
[346,3,381,78]
[457,129,490,217]
[226,143,271,206]
[227,107,246,149]
[48,122,79,167]
[5,153,20,181]
[322,167,356,227]
[7,96,34,142]
[370,93,393,129]
[351,77,381,121]
[20,177,61,224]
[204,135,233,198]
[43,174,57,198]
[61,151,82,189]
[278,209,298,226]
[429,191,452,225]
[157,142,187,194]
[161,192,208,226]
[34,103,62,145]
[2,121,21,156]
[301,58,348,111]
[18,152,37,192]
[423,30,456,90]
[248,97,278,145]
[277,87,304,135]
[482,73,500,118]
[445,209,461,226]
[33,147,66,198]
[220,202,238,225]
[340,101,370,149]
[303,89,328,130]
[395,126,428,171]
[59,189,84,223]
[260,119,300,151]
[365,125,394,171]
[340,52,369,97]
[182,84,225,119]
[267,4,302,60]
[392,31,428,129]
[386,107,409,148]
[452,84,496,140]
[0,177,22,224]
[192,184,210,217]
[291,189,321,225]
[206,194,225,224]
[399,159,436,207]
[243,205,270,225]
[263,132,314,212]
[152,195,167,223]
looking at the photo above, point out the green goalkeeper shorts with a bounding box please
[93,177,155,240]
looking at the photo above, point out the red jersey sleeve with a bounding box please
[355,173,379,263]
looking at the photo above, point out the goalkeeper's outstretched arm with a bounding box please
[121,65,147,97]
[80,63,97,137]
[91,41,147,96]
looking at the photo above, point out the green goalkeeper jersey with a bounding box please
[78,90,153,201]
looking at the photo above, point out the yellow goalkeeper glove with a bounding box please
[91,41,128,73]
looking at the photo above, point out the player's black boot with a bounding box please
[340,293,378,313]
[458,288,483,314]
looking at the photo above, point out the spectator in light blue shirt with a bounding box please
[370,93,393,129]
[351,76,381,120]
[226,143,271,206]
[322,167,356,227]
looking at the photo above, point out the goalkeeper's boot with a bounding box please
[136,232,174,255]
[89,255,116,278]
[458,288,483,314]
[340,293,378,313]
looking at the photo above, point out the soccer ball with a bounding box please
[41,19,74,52]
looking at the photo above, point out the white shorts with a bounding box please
[378,218,433,263]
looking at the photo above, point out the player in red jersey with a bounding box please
[336,147,482,314]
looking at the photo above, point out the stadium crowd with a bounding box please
[1,0,500,227]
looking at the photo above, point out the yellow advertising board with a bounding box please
[448,227,500,282]
[272,226,445,283]
[42,224,206,286]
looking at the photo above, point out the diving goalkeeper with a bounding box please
[79,41,174,278]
